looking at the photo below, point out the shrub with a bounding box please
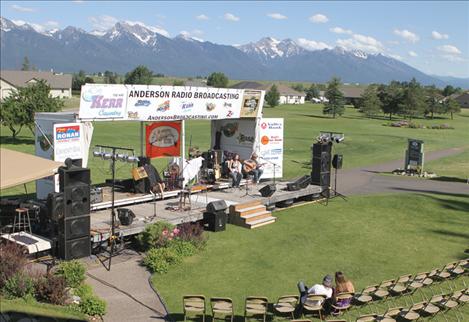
[35,274,67,305]
[0,243,28,289]
[177,222,207,249]
[143,247,181,274]
[169,240,196,257]
[3,272,35,299]
[74,283,93,298]
[55,260,86,288]
[78,294,107,316]
[137,221,177,250]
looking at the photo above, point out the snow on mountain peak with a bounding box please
[238,37,304,60]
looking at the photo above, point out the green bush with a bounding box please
[137,221,176,250]
[74,283,93,298]
[3,272,35,299]
[143,247,181,274]
[55,260,86,288]
[78,294,107,316]
[169,240,196,257]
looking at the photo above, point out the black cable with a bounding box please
[147,276,170,321]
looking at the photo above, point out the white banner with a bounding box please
[53,123,83,162]
[79,84,264,121]
[258,118,284,179]
[79,84,127,119]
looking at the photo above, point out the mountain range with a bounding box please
[1,17,467,88]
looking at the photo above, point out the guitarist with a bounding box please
[243,153,264,184]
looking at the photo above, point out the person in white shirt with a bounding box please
[227,154,242,187]
[300,275,333,306]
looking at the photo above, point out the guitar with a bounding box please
[243,160,266,173]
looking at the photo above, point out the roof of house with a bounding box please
[231,81,264,89]
[259,84,305,96]
[339,86,365,98]
[184,79,209,87]
[453,92,469,104]
[0,70,72,89]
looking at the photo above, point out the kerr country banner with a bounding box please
[146,122,182,158]
[79,84,264,121]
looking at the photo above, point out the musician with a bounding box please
[227,153,242,188]
[243,153,264,184]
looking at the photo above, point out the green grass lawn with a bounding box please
[425,149,469,181]
[0,298,87,321]
[152,193,469,319]
[1,104,468,197]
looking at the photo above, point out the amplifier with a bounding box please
[287,175,311,191]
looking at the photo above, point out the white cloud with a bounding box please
[180,29,203,37]
[393,29,419,43]
[267,13,287,20]
[296,38,331,50]
[124,20,170,37]
[11,4,35,12]
[309,14,328,23]
[336,33,385,53]
[408,51,418,57]
[11,19,59,32]
[89,15,118,30]
[388,54,403,60]
[196,14,209,20]
[431,31,449,40]
[224,13,240,22]
[330,27,352,35]
[441,55,466,63]
[438,45,462,55]
[72,0,84,3]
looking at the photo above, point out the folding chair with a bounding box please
[302,294,326,320]
[370,279,394,309]
[413,300,440,320]
[331,292,354,316]
[244,296,268,322]
[183,295,206,322]
[273,295,299,320]
[211,297,234,322]
[388,275,413,306]
[378,306,403,320]
[431,293,461,321]
[398,303,421,321]
[352,285,377,315]
[355,313,378,322]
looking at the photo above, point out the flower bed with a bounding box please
[383,121,454,129]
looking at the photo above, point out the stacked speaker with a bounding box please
[49,165,91,260]
[203,200,227,232]
[311,143,332,197]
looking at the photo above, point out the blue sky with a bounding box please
[2,1,468,78]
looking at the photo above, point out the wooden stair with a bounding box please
[229,200,276,229]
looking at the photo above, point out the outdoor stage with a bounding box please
[89,180,324,243]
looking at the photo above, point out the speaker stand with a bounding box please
[241,176,254,198]
[330,165,348,201]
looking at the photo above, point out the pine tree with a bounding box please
[265,84,280,107]
[323,77,345,118]
[21,56,30,71]
[360,85,382,117]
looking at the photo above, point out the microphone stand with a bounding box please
[260,157,279,186]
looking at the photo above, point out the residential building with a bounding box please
[231,81,306,104]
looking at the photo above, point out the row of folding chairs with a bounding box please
[356,288,468,322]
[351,259,468,314]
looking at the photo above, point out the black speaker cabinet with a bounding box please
[47,192,64,221]
[59,167,90,192]
[59,235,91,260]
[332,154,343,169]
[287,175,311,191]
[117,208,135,226]
[311,171,331,187]
[259,184,276,197]
[59,215,90,240]
[64,183,90,218]
[203,211,227,232]
[206,200,227,213]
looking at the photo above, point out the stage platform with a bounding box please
[89,180,324,243]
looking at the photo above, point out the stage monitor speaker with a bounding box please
[311,171,331,187]
[59,235,91,260]
[59,214,90,240]
[59,167,90,192]
[259,184,276,197]
[287,175,311,191]
[332,154,343,169]
[47,192,64,221]
[117,208,135,226]
[206,200,227,213]
[203,211,227,232]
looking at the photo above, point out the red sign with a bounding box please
[146,122,181,158]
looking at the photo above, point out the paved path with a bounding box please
[337,146,469,196]
[85,249,167,322]
[87,146,468,322]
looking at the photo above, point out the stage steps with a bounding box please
[229,201,276,229]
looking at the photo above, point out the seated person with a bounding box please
[243,153,264,184]
[299,275,334,306]
[226,154,242,187]
[332,271,355,312]
[143,163,165,197]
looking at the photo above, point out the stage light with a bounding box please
[116,153,128,161]
[126,156,139,163]
[93,150,103,158]
[102,152,113,160]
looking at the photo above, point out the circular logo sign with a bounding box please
[261,122,267,129]
[261,135,270,145]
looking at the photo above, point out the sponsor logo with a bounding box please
[157,100,170,112]
[224,102,232,108]
[261,135,270,145]
[206,102,216,111]
[180,102,194,112]
[81,87,103,102]
[268,122,282,129]
[128,111,139,119]
[56,126,80,140]
[243,98,258,109]
[237,133,255,144]
[261,122,267,130]
[135,100,151,107]
[226,110,233,117]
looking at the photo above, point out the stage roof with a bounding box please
[0,148,63,190]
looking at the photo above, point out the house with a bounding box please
[452,92,469,108]
[231,81,306,104]
[0,70,72,100]
[339,86,365,105]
